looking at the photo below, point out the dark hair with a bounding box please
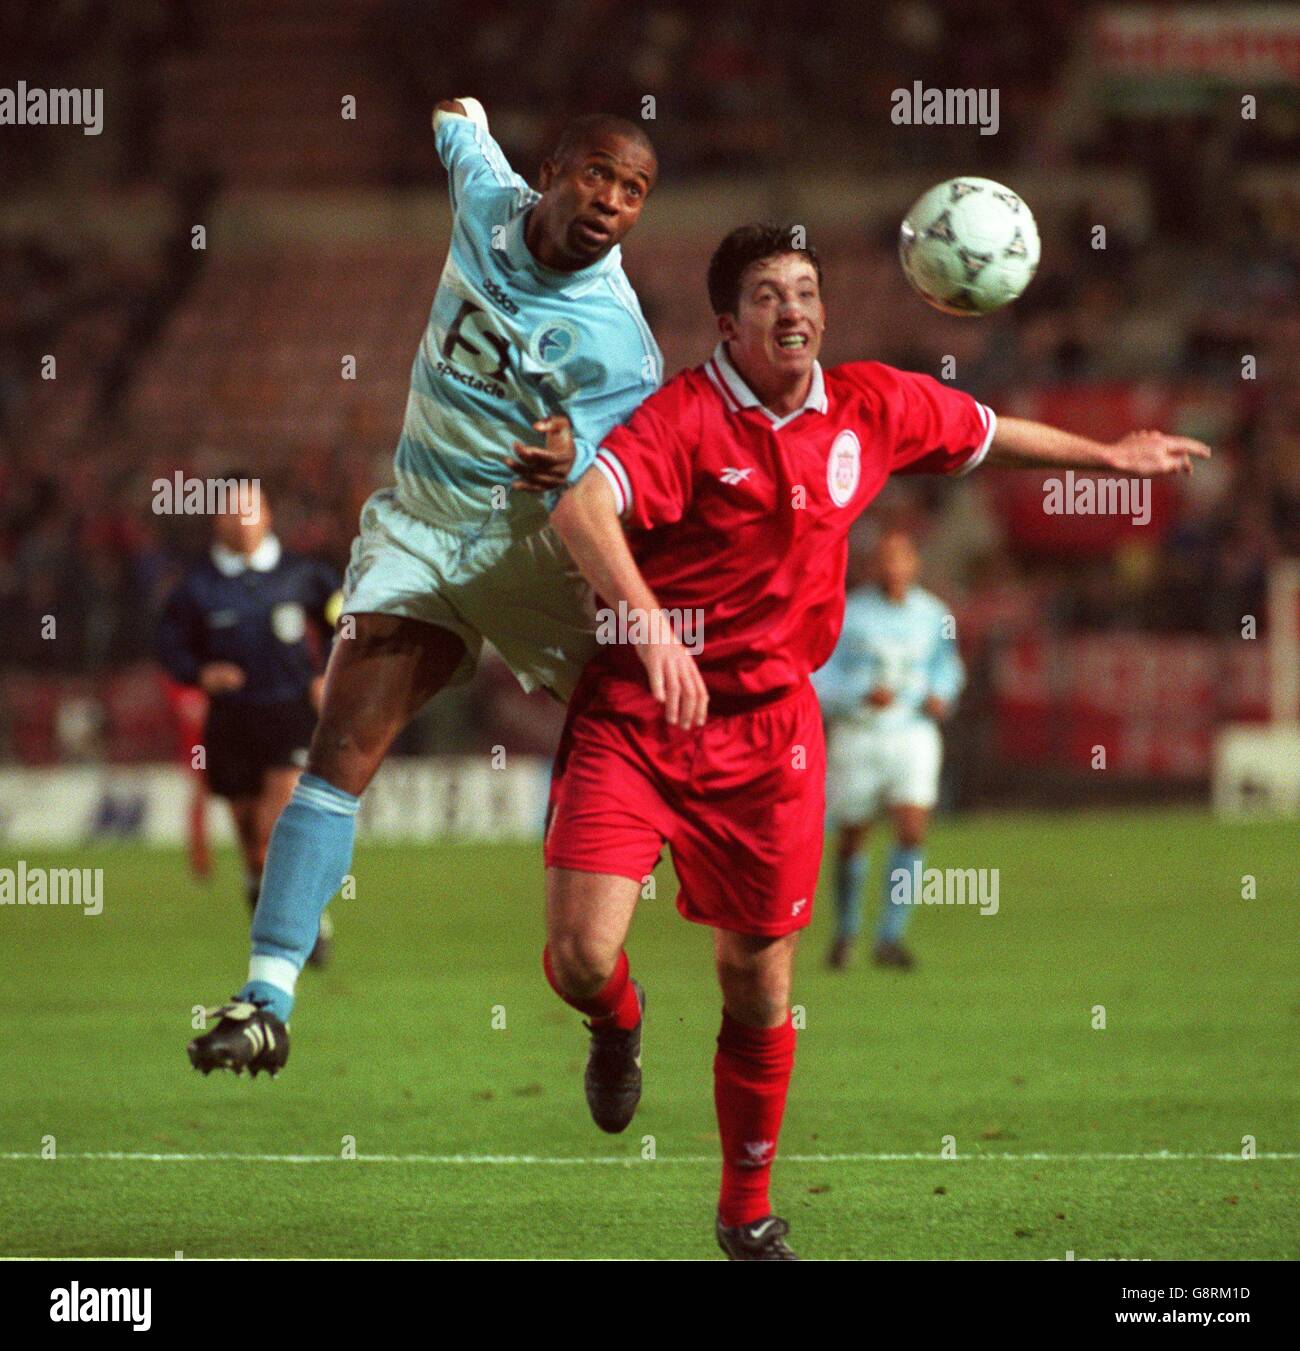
[549,114,656,171]
[212,467,266,507]
[706,223,822,316]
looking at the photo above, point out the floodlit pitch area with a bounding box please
[1,810,1294,1261]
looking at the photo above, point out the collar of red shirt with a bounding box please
[706,341,828,430]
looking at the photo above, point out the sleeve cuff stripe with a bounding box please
[594,451,631,516]
[596,449,632,514]
[952,404,997,477]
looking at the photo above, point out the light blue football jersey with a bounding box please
[394,112,662,542]
[813,584,966,731]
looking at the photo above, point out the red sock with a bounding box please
[714,1010,796,1227]
[542,946,642,1030]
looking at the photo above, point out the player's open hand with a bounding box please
[1109,430,1211,477]
[639,625,709,729]
[509,415,576,492]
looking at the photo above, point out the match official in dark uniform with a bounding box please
[156,477,342,965]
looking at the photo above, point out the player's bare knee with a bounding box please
[306,718,391,794]
[891,805,928,849]
[548,931,617,997]
[716,960,789,1026]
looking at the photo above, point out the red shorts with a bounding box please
[544,671,826,936]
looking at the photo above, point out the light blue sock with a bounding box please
[834,853,869,939]
[237,773,359,1022]
[878,846,923,944]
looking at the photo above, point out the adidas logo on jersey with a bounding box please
[481,277,519,315]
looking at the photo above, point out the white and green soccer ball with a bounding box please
[898,177,1040,316]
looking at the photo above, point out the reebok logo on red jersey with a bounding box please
[719,466,755,486]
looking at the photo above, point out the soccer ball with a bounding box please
[898,177,1040,316]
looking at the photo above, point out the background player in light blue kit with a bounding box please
[189,97,661,1075]
[813,529,965,971]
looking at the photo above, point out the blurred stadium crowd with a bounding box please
[1,0,1296,786]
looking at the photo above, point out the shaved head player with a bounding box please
[536,222,1210,1258]
[189,100,660,1075]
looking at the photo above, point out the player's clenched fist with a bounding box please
[509,415,577,491]
[639,628,709,729]
[1109,429,1211,477]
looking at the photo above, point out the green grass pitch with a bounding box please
[1,808,1295,1260]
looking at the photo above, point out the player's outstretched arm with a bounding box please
[987,416,1211,477]
[548,428,708,729]
[432,97,530,217]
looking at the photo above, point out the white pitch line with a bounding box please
[0,1150,1294,1165]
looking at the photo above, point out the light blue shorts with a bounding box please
[342,489,597,698]
[826,719,944,823]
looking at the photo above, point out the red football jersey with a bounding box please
[591,343,996,701]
